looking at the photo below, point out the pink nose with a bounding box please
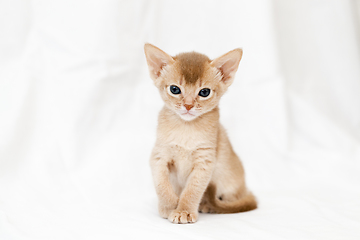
[184,104,193,111]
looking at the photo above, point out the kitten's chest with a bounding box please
[158,121,216,150]
[157,106,219,149]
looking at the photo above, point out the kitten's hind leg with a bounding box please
[198,186,221,213]
[199,200,215,213]
[204,184,257,214]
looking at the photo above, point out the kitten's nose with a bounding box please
[184,104,193,111]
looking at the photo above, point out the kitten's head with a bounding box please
[144,44,242,121]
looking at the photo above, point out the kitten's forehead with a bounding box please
[174,52,210,85]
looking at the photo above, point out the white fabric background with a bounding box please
[0,0,359,239]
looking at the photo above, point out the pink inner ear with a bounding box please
[145,44,174,80]
[155,63,166,77]
[211,49,242,84]
[148,55,166,77]
[220,58,237,82]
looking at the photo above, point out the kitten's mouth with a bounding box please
[181,112,195,116]
[177,110,198,121]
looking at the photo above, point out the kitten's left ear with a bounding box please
[210,48,243,86]
[144,43,174,81]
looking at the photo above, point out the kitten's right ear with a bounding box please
[144,43,174,81]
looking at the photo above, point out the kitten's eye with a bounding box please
[170,85,181,95]
[199,88,211,97]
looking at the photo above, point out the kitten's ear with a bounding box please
[210,48,243,86]
[144,43,174,81]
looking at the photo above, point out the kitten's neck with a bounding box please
[156,106,220,149]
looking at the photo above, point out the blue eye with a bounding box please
[170,85,181,94]
[199,88,211,97]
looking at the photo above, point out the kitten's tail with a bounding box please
[205,184,257,213]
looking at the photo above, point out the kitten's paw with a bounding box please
[198,204,213,213]
[168,210,198,224]
[198,202,215,213]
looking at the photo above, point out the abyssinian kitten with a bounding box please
[144,43,257,224]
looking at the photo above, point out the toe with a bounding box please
[188,213,197,223]
[168,210,198,224]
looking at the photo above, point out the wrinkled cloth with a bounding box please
[0,1,359,239]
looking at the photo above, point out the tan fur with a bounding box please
[144,43,256,224]
[174,52,210,85]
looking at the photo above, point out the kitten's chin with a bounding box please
[178,112,198,121]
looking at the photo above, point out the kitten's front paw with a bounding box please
[168,210,198,224]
